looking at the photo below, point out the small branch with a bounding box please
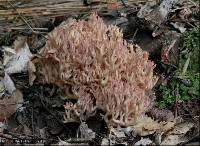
[182,52,191,76]
[4,27,48,31]
[175,82,179,118]
[7,1,35,33]
[7,1,47,35]
[0,133,13,140]
[132,28,138,40]
[31,107,35,137]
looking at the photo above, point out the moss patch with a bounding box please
[156,27,200,108]
[0,33,13,46]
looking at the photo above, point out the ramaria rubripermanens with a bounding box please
[38,13,157,127]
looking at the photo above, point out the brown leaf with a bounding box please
[14,36,27,51]
[133,116,160,136]
[160,122,194,145]
[0,89,23,122]
[0,97,16,122]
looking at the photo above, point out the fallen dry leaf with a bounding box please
[0,82,4,98]
[133,116,160,136]
[155,121,176,145]
[79,122,95,139]
[134,138,153,145]
[171,22,186,33]
[160,121,176,133]
[0,122,6,133]
[170,122,194,135]
[0,97,16,121]
[4,36,33,74]
[0,73,16,97]
[161,135,185,145]
[106,127,134,145]
[58,137,70,145]
[110,128,126,138]
[3,46,16,66]
[101,138,110,145]
[0,74,23,121]
[0,89,23,121]
[160,122,194,145]
[12,89,23,109]
[3,72,16,94]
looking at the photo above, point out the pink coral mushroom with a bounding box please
[38,13,157,127]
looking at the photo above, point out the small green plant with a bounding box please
[156,27,200,108]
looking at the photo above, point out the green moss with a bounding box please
[0,33,13,46]
[156,27,200,108]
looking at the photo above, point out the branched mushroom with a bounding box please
[36,13,157,127]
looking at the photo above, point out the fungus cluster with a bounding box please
[38,13,157,127]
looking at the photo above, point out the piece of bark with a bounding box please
[160,31,180,66]
[0,0,143,33]
[137,0,179,26]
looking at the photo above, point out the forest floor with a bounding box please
[0,0,199,145]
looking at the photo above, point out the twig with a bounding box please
[31,107,35,137]
[175,82,179,118]
[161,62,178,69]
[0,133,13,140]
[186,22,196,28]
[5,131,37,139]
[7,0,48,37]
[0,102,28,105]
[132,28,138,40]
[7,1,36,34]
[182,52,191,75]
[3,27,48,31]
[67,138,91,143]
[188,0,197,7]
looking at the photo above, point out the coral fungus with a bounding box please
[38,13,157,127]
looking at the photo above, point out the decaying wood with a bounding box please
[137,0,179,25]
[0,0,146,33]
